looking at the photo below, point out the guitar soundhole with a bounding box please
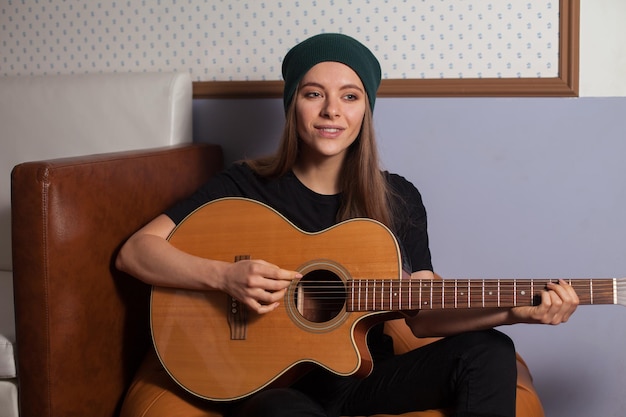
[295,269,346,324]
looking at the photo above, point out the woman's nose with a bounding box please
[321,98,340,118]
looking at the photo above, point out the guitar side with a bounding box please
[150,198,404,401]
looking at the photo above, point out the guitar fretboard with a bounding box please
[347,278,623,312]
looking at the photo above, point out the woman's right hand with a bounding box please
[219,259,302,314]
[116,214,300,315]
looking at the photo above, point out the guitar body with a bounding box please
[151,198,404,402]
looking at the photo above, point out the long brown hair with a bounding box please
[246,96,395,230]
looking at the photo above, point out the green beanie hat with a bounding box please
[282,33,382,112]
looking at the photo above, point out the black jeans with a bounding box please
[228,329,517,417]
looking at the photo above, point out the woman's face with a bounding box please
[295,61,366,165]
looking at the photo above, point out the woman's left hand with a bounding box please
[510,279,580,325]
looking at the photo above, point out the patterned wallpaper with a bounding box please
[0,1,559,81]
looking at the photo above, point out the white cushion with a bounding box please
[0,71,193,271]
[0,329,15,417]
[0,272,15,415]
[0,271,14,349]
[0,334,14,379]
[0,379,18,417]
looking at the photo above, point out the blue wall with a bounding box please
[194,96,626,417]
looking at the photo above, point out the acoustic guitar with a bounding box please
[150,197,625,402]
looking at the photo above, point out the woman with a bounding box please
[116,33,579,417]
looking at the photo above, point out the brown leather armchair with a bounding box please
[11,144,543,417]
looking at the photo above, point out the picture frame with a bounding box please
[193,0,579,99]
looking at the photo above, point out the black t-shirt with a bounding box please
[164,162,432,361]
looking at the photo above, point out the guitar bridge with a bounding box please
[228,255,249,340]
[228,296,247,340]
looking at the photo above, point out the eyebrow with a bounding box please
[300,81,364,93]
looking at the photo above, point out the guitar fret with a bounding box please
[395,281,399,309]
[440,279,444,309]
[372,280,376,310]
[382,280,385,310]
[380,280,384,310]
[395,281,399,310]
[418,280,422,308]
[429,279,433,309]
[482,279,485,308]
[382,280,386,310]
[394,281,398,310]
[498,279,500,307]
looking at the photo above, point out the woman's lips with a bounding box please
[316,126,344,138]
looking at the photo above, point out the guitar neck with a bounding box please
[348,278,626,312]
